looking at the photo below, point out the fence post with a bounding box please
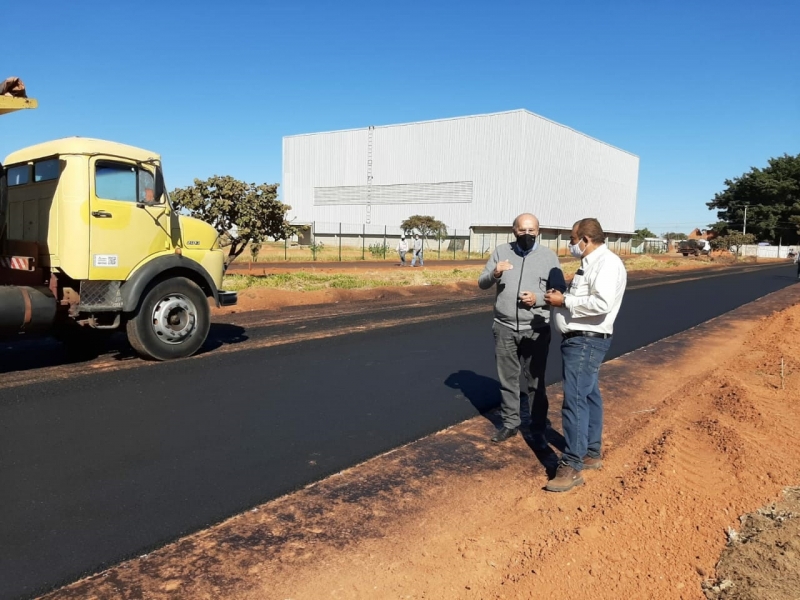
[362,224,365,260]
[453,229,457,259]
[312,221,316,261]
[438,234,441,259]
[284,236,287,261]
[338,222,342,262]
[467,229,471,259]
[383,226,387,260]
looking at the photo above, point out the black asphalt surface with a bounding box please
[1,263,796,599]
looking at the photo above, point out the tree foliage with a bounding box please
[707,221,730,236]
[662,232,688,240]
[710,231,757,257]
[171,176,294,266]
[400,215,448,241]
[633,227,656,240]
[707,153,800,244]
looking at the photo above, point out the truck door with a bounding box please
[88,158,171,280]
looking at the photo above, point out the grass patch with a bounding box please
[223,268,484,292]
[224,254,711,294]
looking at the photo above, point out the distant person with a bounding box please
[411,234,424,267]
[794,250,800,280]
[544,218,627,492]
[397,236,409,266]
[478,213,565,447]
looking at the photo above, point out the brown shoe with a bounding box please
[545,462,585,492]
[583,456,603,470]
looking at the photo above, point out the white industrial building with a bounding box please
[282,109,639,256]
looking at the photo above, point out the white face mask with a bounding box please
[568,239,585,259]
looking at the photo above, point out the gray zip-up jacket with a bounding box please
[478,242,566,331]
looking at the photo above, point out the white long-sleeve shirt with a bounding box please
[552,244,627,336]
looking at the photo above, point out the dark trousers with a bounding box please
[492,322,551,431]
[560,335,612,470]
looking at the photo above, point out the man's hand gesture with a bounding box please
[519,291,536,307]
[493,260,513,279]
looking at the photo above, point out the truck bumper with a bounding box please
[218,290,238,307]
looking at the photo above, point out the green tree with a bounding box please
[400,215,448,243]
[171,176,295,266]
[710,231,757,259]
[662,232,688,240]
[706,221,729,236]
[633,227,656,240]
[707,153,800,244]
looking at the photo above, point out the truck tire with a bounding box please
[126,277,210,361]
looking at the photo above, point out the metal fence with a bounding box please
[295,221,474,261]
[631,238,669,254]
[259,220,632,262]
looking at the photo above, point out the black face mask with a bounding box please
[515,233,536,251]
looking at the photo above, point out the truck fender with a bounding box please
[120,255,220,312]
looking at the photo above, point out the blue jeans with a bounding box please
[411,251,423,266]
[560,335,612,471]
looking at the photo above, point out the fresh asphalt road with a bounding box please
[1,263,797,600]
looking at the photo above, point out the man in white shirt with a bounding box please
[544,218,627,492]
[397,236,409,266]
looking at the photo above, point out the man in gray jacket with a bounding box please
[478,213,566,446]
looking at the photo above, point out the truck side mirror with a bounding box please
[154,167,165,204]
[138,167,165,208]
[0,162,7,239]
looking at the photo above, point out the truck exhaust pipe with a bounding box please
[0,285,57,334]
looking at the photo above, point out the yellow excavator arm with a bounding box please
[0,96,37,116]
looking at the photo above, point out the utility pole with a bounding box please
[743,204,749,235]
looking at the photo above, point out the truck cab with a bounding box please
[2,132,237,360]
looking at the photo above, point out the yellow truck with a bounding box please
[1,93,237,360]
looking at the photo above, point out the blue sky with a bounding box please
[2,0,797,234]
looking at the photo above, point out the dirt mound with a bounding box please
[703,488,800,600]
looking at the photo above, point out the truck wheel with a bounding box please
[682,253,688,257]
[126,277,210,361]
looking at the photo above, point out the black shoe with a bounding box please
[491,427,518,443]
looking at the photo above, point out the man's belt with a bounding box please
[562,330,611,340]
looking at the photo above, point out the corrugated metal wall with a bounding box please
[283,110,638,234]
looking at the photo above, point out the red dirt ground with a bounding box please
[41,285,800,600]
